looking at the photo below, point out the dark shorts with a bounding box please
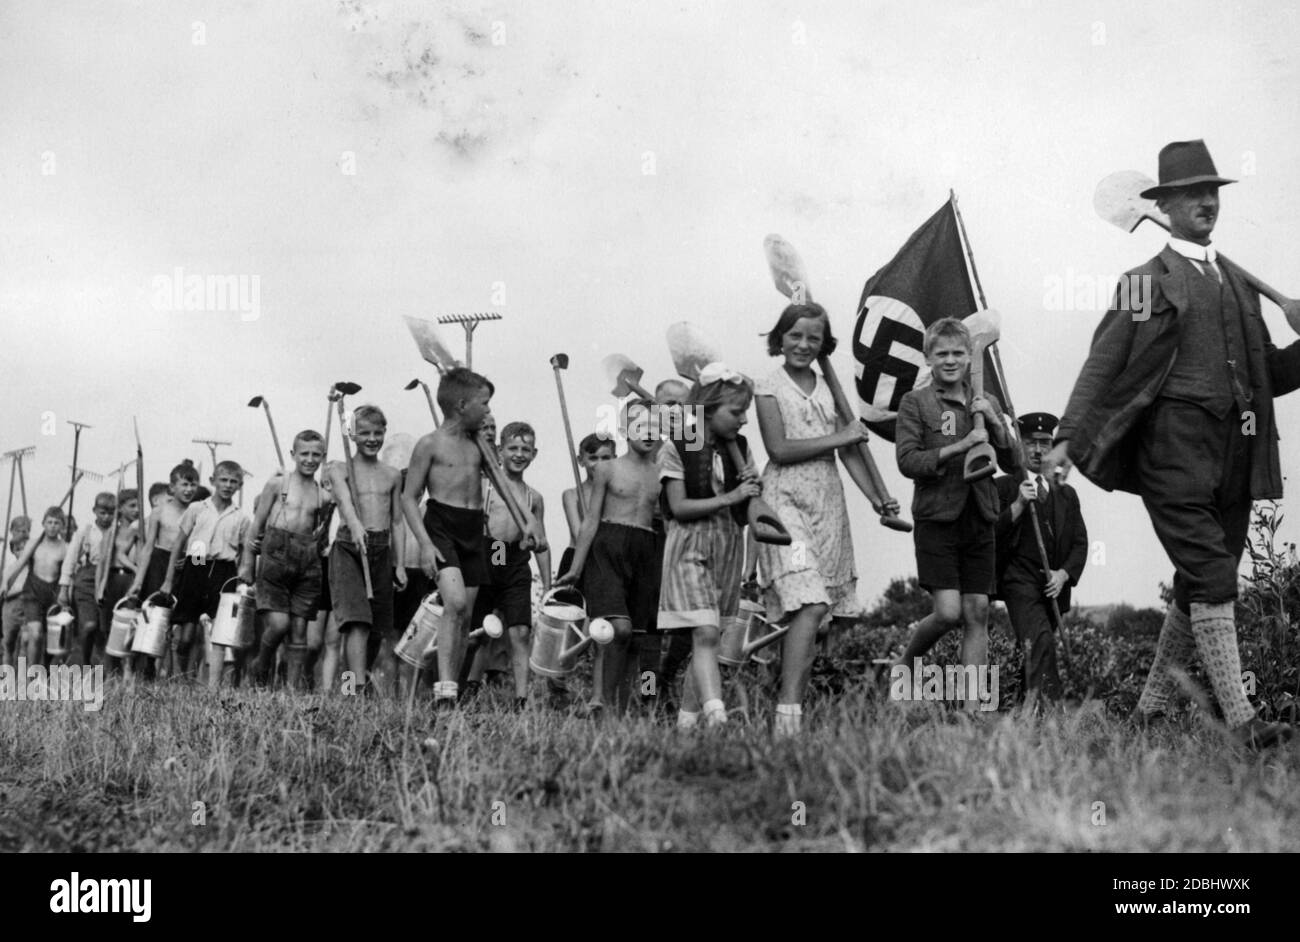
[256,527,323,620]
[424,499,488,587]
[914,494,995,595]
[582,521,661,631]
[1137,397,1252,607]
[471,538,533,628]
[140,546,174,600]
[21,572,58,625]
[329,527,394,637]
[173,558,239,623]
[557,546,575,579]
[98,568,133,628]
[70,564,100,633]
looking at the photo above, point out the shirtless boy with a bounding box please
[327,407,404,695]
[246,431,330,690]
[401,368,540,709]
[9,508,70,665]
[561,399,663,712]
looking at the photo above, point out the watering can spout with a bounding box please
[741,615,790,658]
[560,629,593,662]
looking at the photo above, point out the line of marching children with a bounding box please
[1,305,1098,735]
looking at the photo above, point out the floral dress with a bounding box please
[755,366,861,622]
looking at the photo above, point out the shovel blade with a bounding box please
[602,353,644,397]
[763,233,814,302]
[963,308,1002,349]
[404,316,462,373]
[1095,171,1171,233]
[666,322,723,382]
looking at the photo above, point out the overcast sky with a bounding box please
[4,0,1300,609]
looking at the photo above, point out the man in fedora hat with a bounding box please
[994,412,1087,705]
[1043,139,1300,749]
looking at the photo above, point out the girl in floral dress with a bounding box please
[754,302,891,735]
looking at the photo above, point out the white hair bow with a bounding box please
[698,361,743,386]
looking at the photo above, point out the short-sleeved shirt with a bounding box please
[60,522,109,585]
[3,543,29,601]
[180,498,250,562]
[657,439,756,514]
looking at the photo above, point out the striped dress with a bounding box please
[656,442,748,631]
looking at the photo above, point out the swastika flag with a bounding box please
[852,200,1004,441]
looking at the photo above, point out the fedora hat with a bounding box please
[1140,139,1236,198]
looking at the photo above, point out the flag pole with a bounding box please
[949,189,1072,673]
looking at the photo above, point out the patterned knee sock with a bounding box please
[1189,601,1255,729]
[1137,604,1194,716]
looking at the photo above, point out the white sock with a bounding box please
[774,703,802,737]
[676,710,699,729]
[703,698,727,726]
[434,680,458,700]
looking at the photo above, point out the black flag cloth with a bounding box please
[851,200,1004,440]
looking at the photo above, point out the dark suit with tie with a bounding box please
[994,474,1088,699]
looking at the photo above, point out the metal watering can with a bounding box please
[528,587,595,678]
[105,596,140,658]
[131,592,174,658]
[718,597,789,667]
[395,592,447,670]
[210,579,256,649]
[45,605,75,657]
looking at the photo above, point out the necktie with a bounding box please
[1202,250,1221,284]
[1035,475,1048,505]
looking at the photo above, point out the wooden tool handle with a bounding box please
[1143,213,1291,309]
[336,401,374,600]
[724,440,792,545]
[817,356,912,531]
[476,437,536,549]
[552,365,587,519]
[962,351,998,483]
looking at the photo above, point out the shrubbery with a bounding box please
[826,502,1299,720]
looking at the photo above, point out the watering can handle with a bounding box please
[541,586,586,610]
[46,604,63,617]
[113,595,139,612]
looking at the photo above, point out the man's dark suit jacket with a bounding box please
[993,474,1087,613]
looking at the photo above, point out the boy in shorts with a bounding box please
[58,494,114,665]
[402,368,541,709]
[463,421,551,707]
[160,461,251,682]
[328,406,404,695]
[245,431,330,690]
[9,509,68,665]
[561,399,663,713]
[893,317,1017,704]
[128,461,199,677]
[1,516,30,666]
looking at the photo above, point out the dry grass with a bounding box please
[2,665,1296,852]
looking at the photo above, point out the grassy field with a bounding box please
[2,658,1296,852]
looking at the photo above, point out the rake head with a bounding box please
[247,396,265,407]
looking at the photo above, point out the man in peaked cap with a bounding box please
[994,413,1087,705]
[1043,140,1300,749]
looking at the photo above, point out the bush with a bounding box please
[825,502,1300,720]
